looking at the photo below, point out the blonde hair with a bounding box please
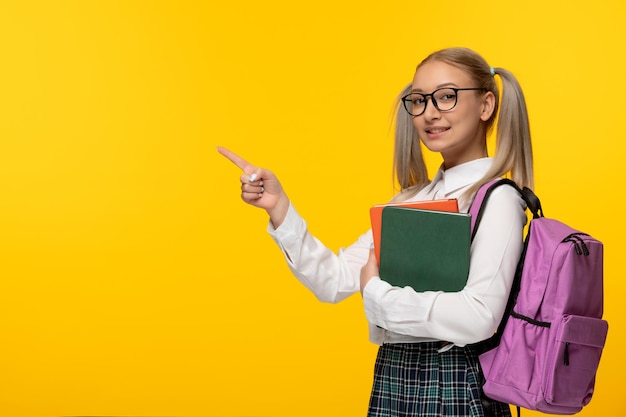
[392,47,534,202]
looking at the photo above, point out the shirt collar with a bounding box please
[428,157,493,196]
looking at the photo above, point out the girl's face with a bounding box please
[411,60,495,169]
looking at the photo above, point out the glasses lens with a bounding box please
[405,94,426,116]
[433,88,457,111]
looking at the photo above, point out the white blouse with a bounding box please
[268,158,527,347]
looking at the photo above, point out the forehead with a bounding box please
[411,61,473,92]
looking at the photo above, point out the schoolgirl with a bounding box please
[219,47,534,417]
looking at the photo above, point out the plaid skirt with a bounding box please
[367,342,511,417]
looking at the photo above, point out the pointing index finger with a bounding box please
[217,146,252,172]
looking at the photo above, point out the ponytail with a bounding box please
[462,66,534,201]
[390,83,429,202]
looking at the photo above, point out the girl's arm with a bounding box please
[218,146,368,303]
[268,202,370,303]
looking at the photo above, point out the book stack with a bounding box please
[370,199,471,292]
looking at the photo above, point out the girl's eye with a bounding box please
[437,93,456,102]
[411,95,426,105]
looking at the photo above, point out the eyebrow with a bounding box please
[411,82,460,93]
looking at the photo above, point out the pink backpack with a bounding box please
[470,179,608,415]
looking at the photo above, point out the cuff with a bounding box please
[362,277,390,328]
[267,202,306,261]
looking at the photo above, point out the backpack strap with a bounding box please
[470,179,538,417]
[469,178,543,355]
[470,178,542,240]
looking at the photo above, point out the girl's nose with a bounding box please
[423,97,441,119]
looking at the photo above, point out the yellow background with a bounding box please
[0,1,624,416]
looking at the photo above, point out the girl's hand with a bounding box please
[217,146,290,228]
[360,248,379,295]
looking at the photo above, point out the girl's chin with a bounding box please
[420,140,448,153]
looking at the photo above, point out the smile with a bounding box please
[425,127,450,134]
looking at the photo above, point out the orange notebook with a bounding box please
[370,199,459,264]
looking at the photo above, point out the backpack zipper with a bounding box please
[563,233,590,256]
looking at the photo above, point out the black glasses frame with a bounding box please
[401,87,488,117]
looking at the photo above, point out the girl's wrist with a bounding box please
[268,194,290,229]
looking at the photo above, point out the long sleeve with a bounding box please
[268,203,369,303]
[362,185,526,345]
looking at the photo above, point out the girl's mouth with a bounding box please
[425,127,450,134]
[425,126,450,139]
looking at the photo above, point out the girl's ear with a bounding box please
[479,91,496,121]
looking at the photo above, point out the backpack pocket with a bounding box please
[544,315,608,408]
[479,316,551,410]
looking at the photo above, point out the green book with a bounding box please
[379,206,471,292]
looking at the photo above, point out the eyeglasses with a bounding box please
[401,87,488,117]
